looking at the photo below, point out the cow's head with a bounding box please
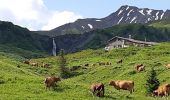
[54,77,61,82]
[152,90,158,97]
[109,80,115,86]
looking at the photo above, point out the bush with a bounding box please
[145,67,160,95]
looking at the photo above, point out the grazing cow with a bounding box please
[85,64,89,67]
[98,62,106,66]
[90,83,104,97]
[109,80,134,94]
[135,64,145,72]
[106,62,112,65]
[44,76,61,89]
[23,60,30,64]
[117,59,123,64]
[165,64,170,69]
[31,62,38,67]
[41,63,50,68]
[92,64,96,67]
[152,84,170,97]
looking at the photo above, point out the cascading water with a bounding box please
[52,38,56,56]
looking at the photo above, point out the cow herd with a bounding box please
[23,59,170,98]
[23,60,50,68]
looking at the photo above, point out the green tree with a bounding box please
[145,67,160,95]
[58,49,70,78]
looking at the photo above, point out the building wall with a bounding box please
[105,38,151,50]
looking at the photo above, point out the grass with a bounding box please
[149,20,170,28]
[1,43,170,99]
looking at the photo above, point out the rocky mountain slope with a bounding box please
[36,5,170,37]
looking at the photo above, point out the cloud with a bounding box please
[0,0,83,30]
[42,11,83,30]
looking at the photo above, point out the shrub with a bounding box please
[145,67,160,95]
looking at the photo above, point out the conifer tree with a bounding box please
[58,49,70,78]
[145,67,160,95]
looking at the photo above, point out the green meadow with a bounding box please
[1,43,170,100]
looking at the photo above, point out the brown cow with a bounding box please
[135,64,145,72]
[98,62,105,66]
[44,76,61,89]
[117,59,123,64]
[23,60,30,64]
[109,80,134,94]
[41,63,50,68]
[152,84,170,97]
[106,62,112,65]
[165,64,170,69]
[85,63,89,67]
[31,62,38,67]
[90,83,104,97]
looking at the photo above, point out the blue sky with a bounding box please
[0,0,169,30]
[44,0,170,18]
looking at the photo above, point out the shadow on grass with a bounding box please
[125,95,133,99]
[53,85,64,92]
[104,95,117,99]
[68,71,84,78]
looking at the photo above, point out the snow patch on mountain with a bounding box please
[130,17,137,23]
[127,9,133,16]
[139,9,145,15]
[88,24,93,29]
[147,9,153,15]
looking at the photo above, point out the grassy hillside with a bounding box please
[1,43,170,99]
[149,20,170,28]
[0,21,51,53]
[0,44,47,59]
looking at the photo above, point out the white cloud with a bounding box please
[42,11,83,30]
[0,0,83,31]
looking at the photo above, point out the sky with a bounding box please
[0,0,170,31]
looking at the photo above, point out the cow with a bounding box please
[165,64,170,69]
[92,64,96,67]
[41,63,50,68]
[44,76,61,89]
[98,62,105,66]
[90,83,104,97]
[85,64,89,67]
[117,59,123,64]
[23,60,30,64]
[152,84,170,97]
[109,80,134,94]
[106,62,112,65]
[135,64,145,72]
[31,62,38,67]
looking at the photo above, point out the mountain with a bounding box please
[1,19,170,55]
[0,21,51,57]
[36,5,170,37]
[51,22,170,53]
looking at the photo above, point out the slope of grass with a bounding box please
[149,20,170,28]
[1,43,170,99]
[0,44,47,59]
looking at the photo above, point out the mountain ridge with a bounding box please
[36,5,170,37]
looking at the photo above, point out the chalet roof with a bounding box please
[108,36,157,45]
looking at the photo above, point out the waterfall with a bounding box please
[52,38,56,56]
